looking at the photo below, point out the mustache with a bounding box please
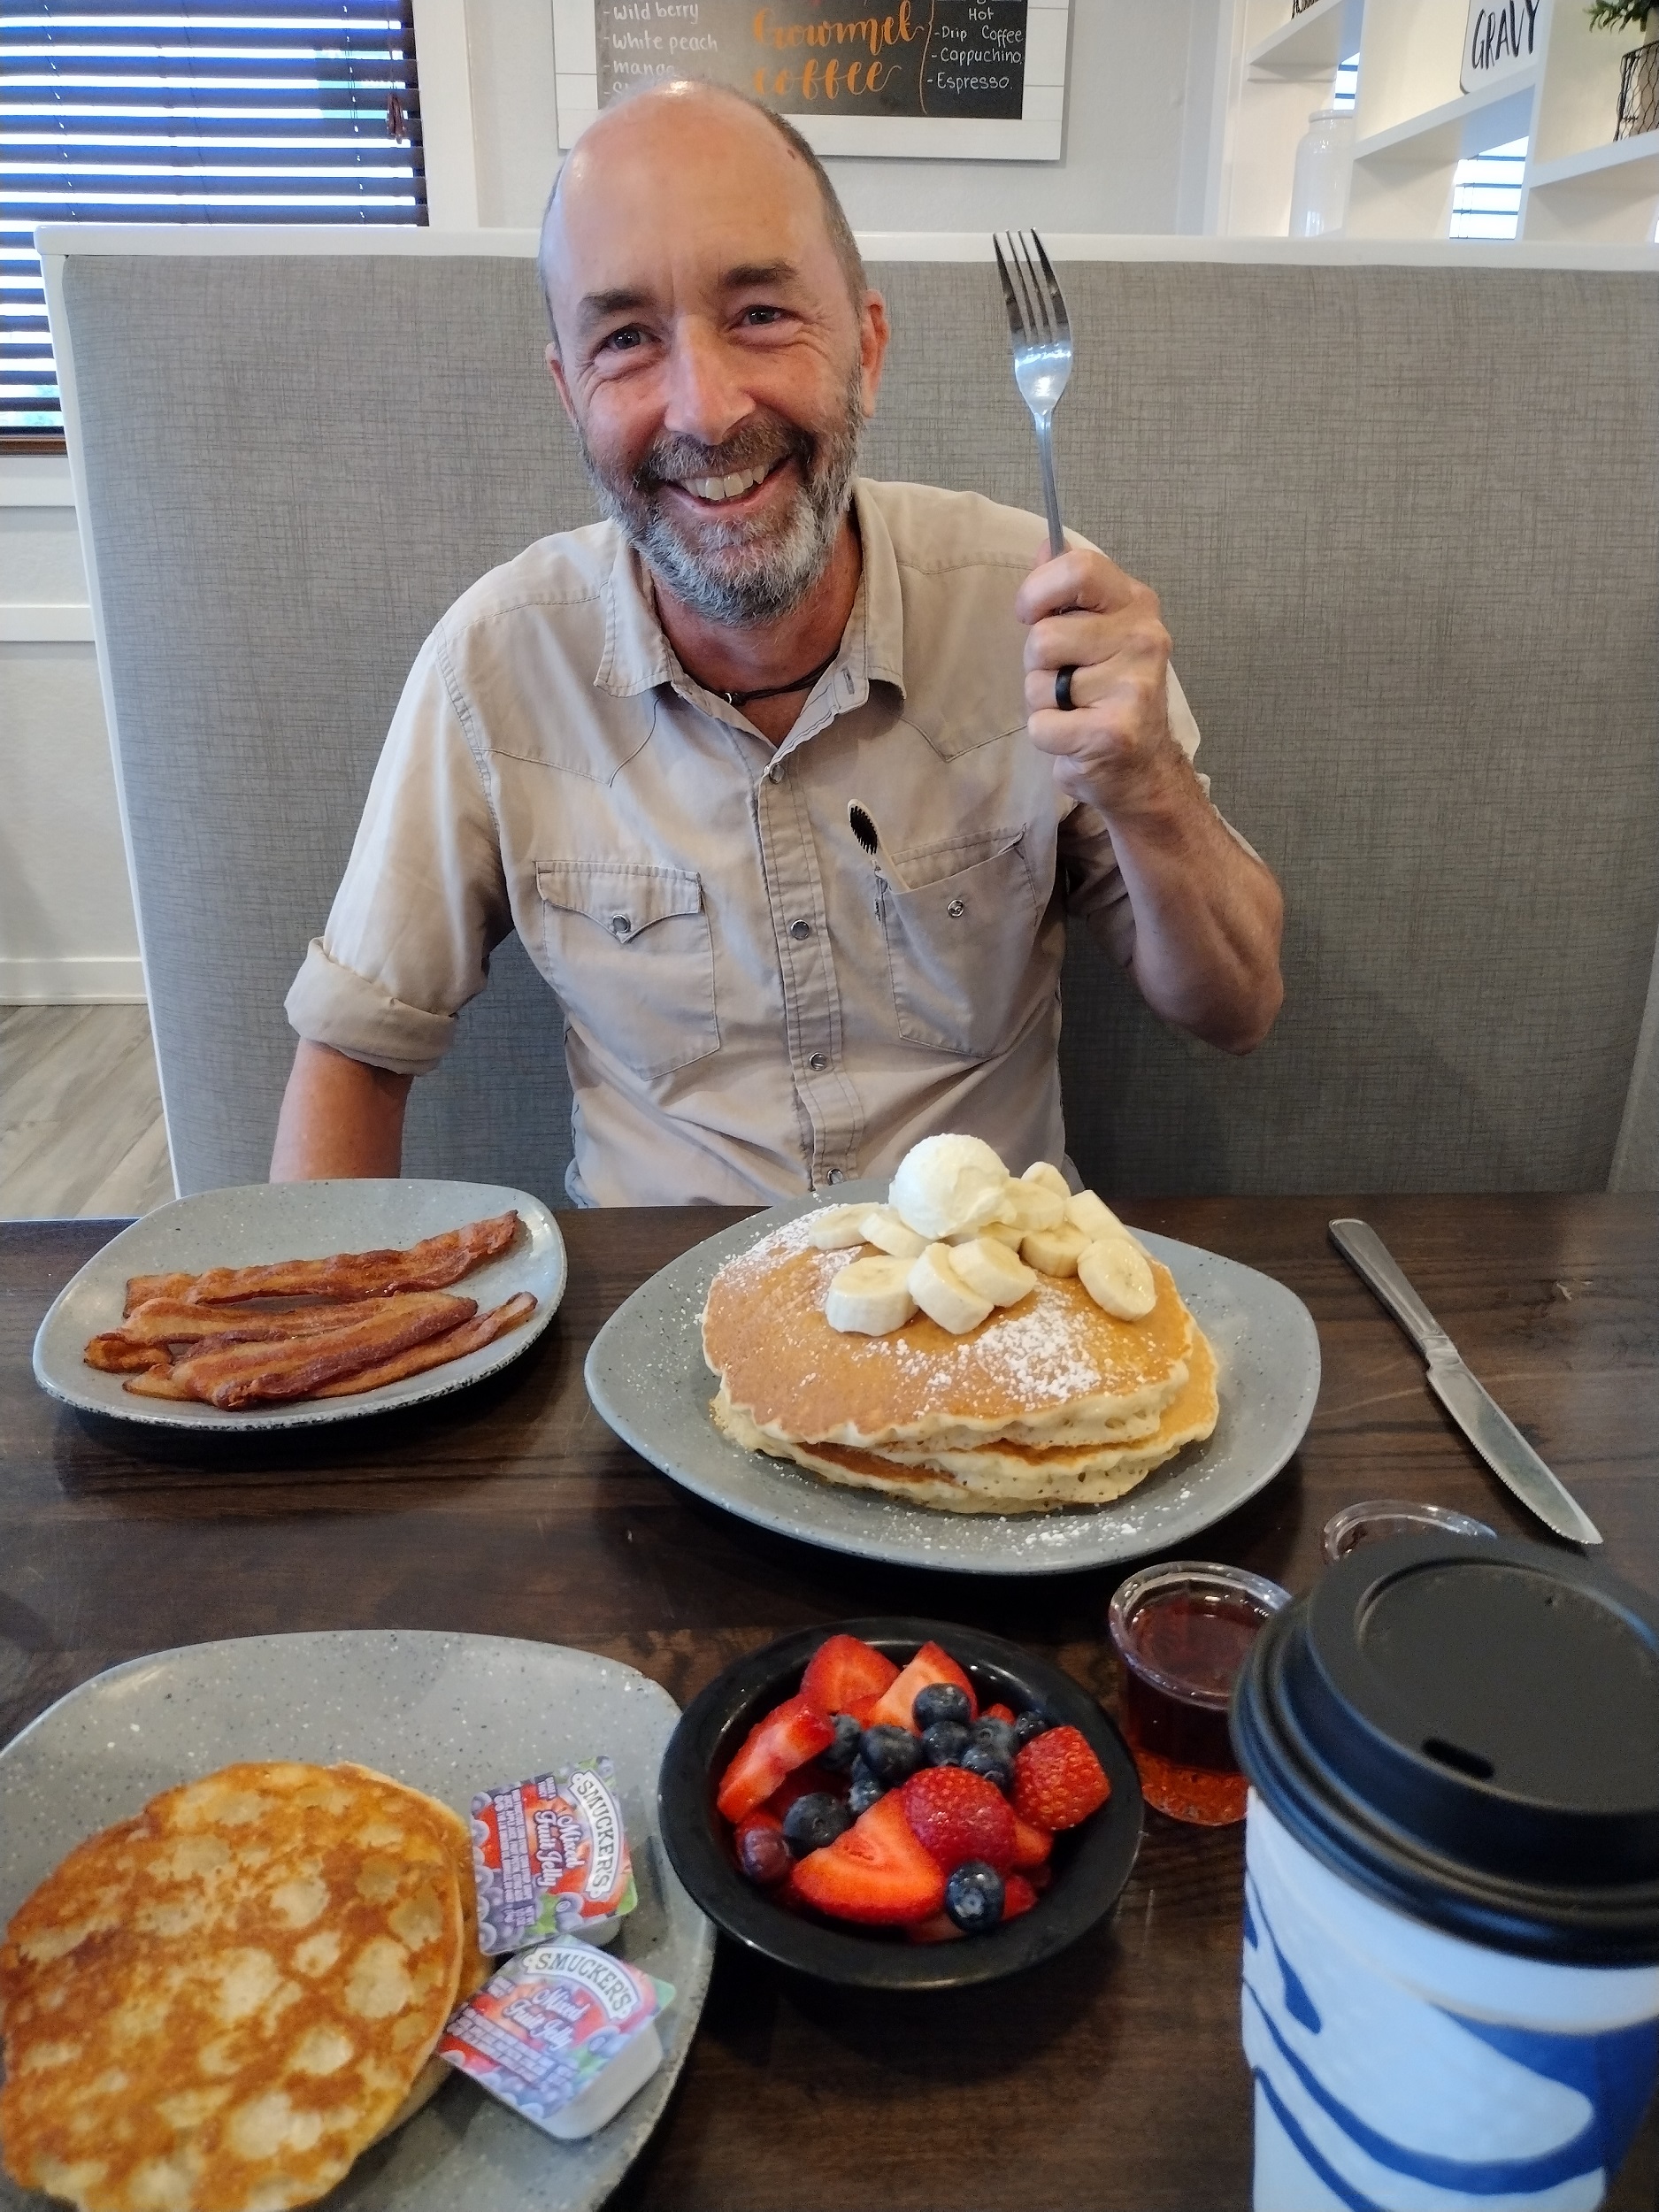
[634,415,810,494]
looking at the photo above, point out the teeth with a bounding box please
[682,462,770,503]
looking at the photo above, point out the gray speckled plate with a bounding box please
[32,1179,565,1431]
[585,1183,1320,1575]
[0,1631,713,2212]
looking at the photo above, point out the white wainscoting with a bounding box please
[0,455,144,1003]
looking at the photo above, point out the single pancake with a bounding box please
[0,1762,466,2212]
[703,1215,1193,1452]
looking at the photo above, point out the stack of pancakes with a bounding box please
[0,1761,491,2212]
[703,1211,1217,1515]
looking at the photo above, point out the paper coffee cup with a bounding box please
[1232,1535,1659,2212]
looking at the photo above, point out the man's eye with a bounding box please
[601,326,647,353]
[741,305,785,326]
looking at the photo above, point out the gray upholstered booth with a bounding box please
[42,230,1659,1202]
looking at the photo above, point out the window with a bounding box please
[2,3,426,445]
[1449,137,1527,242]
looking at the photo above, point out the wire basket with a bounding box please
[1617,39,1659,138]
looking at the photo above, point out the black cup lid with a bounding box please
[1231,1534,1659,1963]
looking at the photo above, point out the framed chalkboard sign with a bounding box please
[550,0,1071,158]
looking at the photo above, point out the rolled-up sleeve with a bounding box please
[285,629,511,1077]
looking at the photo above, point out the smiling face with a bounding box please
[541,85,888,627]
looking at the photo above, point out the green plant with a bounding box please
[1587,2,1656,31]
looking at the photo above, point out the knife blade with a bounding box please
[1328,1218,1602,1548]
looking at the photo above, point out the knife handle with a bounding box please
[1328,1219,1456,1360]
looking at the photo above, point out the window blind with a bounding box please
[1,3,426,442]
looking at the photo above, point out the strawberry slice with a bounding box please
[905,1909,966,1945]
[983,1701,1018,1725]
[1002,1872,1038,1921]
[866,1640,979,1732]
[791,1791,947,1925]
[1010,1811,1054,1869]
[1010,1725,1110,1831]
[902,1766,1017,1875]
[760,1758,844,1820]
[716,1693,836,1824]
[800,1633,900,1721]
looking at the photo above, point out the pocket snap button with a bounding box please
[610,914,632,938]
[808,1051,828,1071]
[789,918,812,941]
[946,898,965,918]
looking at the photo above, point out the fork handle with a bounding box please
[1034,416,1064,560]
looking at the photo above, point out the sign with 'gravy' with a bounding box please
[1460,0,1541,93]
[594,1,1028,120]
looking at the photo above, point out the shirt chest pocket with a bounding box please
[534,860,719,1080]
[880,831,1041,1058]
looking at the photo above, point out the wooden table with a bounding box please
[4,1195,1657,2209]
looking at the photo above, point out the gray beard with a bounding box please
[576,373,864,626]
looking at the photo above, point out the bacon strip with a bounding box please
[114,1294,413,1348]
[124,1292,476,1409]
[85,1333,172,1374]
[312,1292,538,1398]
[121,1211,520,1316]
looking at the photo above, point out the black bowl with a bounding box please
[657,1617,1144,1991]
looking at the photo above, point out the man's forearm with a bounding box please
[1109,752,1285,1054]
[270,1039,413,1180]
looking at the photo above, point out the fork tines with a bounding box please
[993,230,1066,348]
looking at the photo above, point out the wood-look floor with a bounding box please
[0,1004,175,1218]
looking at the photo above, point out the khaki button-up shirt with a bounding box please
[286,479,1215,1206]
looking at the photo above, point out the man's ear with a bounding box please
[546,342,578,426]
[858,289,890,419]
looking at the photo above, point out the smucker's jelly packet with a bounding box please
[438,1941,675,2141]
[471,1760,638,1952]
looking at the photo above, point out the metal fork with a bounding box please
[993,230,1073,559]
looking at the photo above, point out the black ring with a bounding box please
[1055,664,1077,711]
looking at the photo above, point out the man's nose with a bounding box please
[661,322,751,449]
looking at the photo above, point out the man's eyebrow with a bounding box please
[574,285,652,331]
[721,260,800,289]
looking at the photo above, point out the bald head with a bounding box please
[539,81,865,352]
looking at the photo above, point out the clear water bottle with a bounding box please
[1288,106,1356,238]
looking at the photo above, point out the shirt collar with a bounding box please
[594,479,909,711]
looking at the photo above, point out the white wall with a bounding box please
[461,0,1224,234]
[0,454,142,1002]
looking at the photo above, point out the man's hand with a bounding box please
[1015,543,1285,1056]
[1017,546,1181,818]
[271,1040,412,1181]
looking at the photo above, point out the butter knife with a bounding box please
[1328,1218,1601,1547]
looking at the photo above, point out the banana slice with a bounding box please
[1020,1222,1090,1278]
[1067,1189,1126,1243]
[825,1254,918,1335]
[805,1203,878,1251]
[1021,1161,1071,1202]
[1002,1177,1066,1233]
[859,1207,928,1261]
[1078,1235,1156,1320]
[952,1217,1025,1248]
[949,1235,1036,1309]
[907,1243,995,1334]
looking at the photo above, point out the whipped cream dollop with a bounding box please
[888,1133,1012,1241]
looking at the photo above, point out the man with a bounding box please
[273,81,1282,1205]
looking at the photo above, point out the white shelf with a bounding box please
[1353,71,1537,165]
[1211,0,1659,243]
[1247,0,1361,82]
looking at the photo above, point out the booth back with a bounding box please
[58,248,1659,1201]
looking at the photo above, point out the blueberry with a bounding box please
[860,1723,924,1786]
[736,1824,793,1887]
[820,1712,863,1772]
[1012,1709,1049,1750]
[848,1760,886,1816]
[970,1717,1018,1764]
[960,1744,1013,1793]
[912,1682,972,1732]
[780,1793,854,1856]
[944,1860,1006,1932]
[921,1719,972,1767]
